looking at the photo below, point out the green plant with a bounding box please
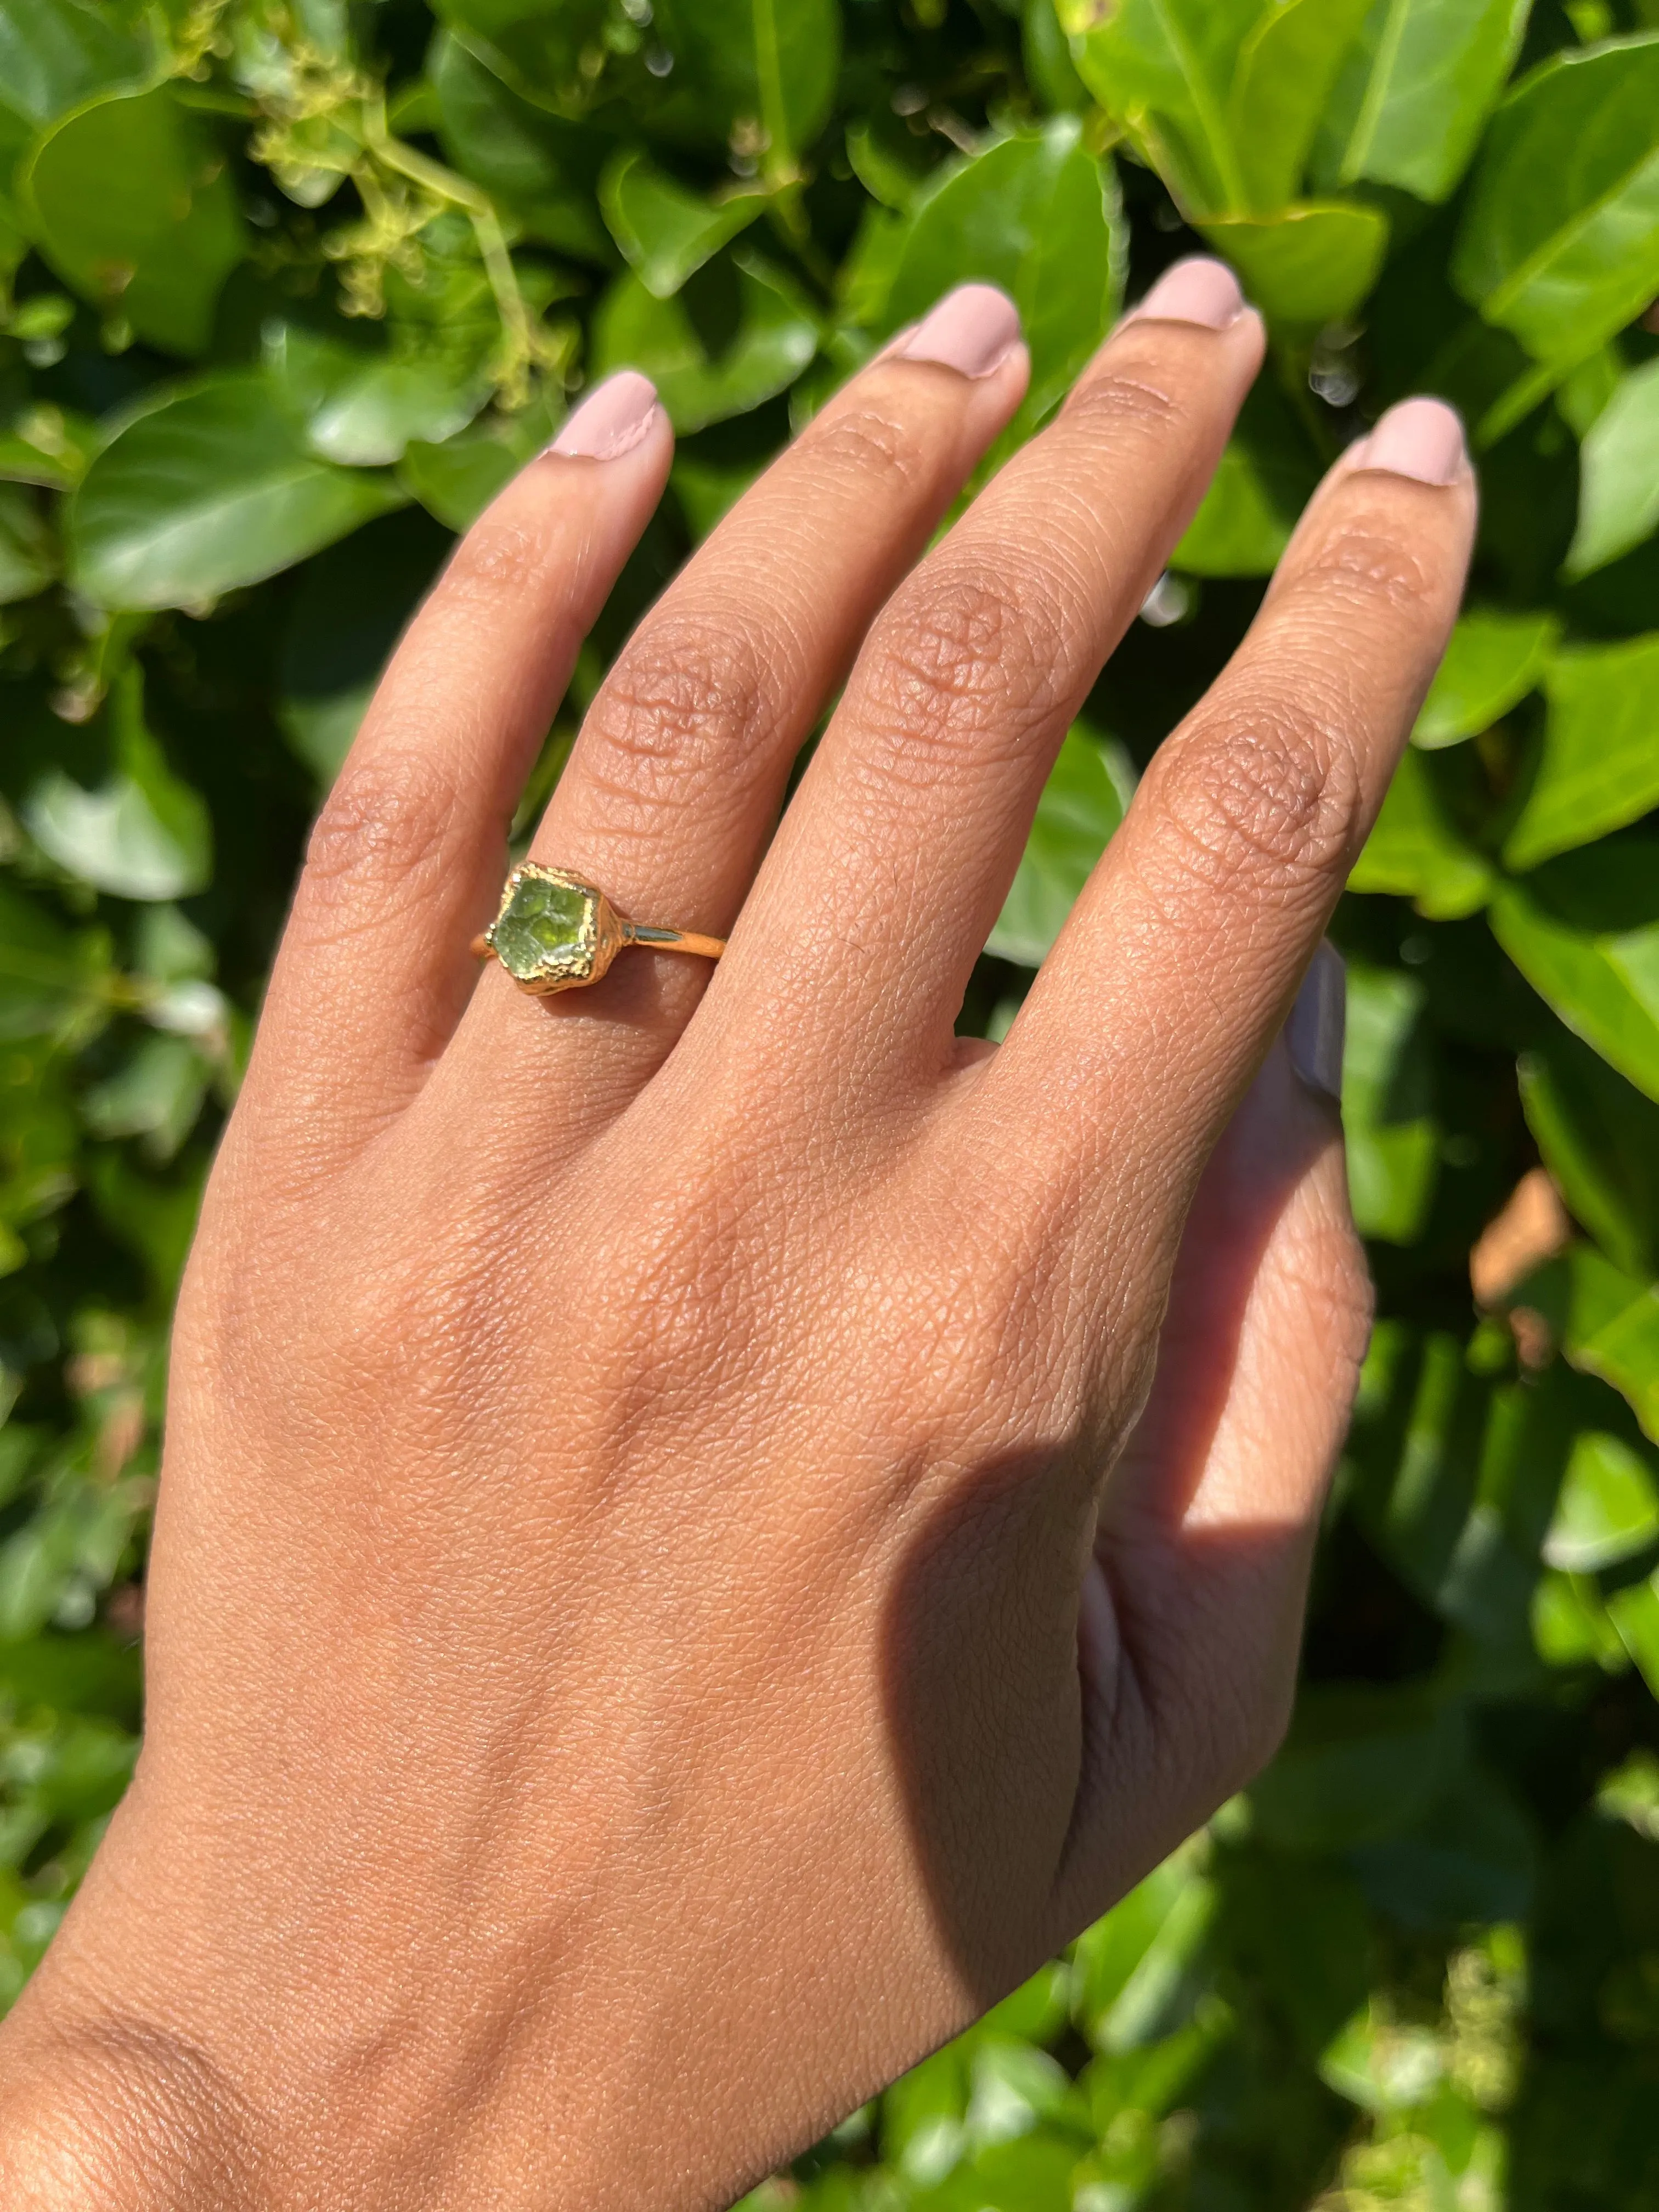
[3,0,1659,2200]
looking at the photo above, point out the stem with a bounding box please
[751,0,793,190]
[359,94,540,401]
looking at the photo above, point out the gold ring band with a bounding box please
[475,865,725,997]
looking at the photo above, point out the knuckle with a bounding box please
[1063,362,1186,448]
[1285,521,1441,627]
[297,748,459,923]
[808,400,928,493]
[857,566,1060,771]
[580,1209,760,1440]
[580,612,774,816]
[1148,708,1364,905]
[889,1293,1017,1443]
[438,511,555,611]
[318,1209,492,1416]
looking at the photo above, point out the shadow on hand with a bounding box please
[879,1048,1342,2013]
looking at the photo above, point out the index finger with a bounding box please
[983,398,1475,1258]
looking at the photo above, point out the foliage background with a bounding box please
[4,0,1659,2202]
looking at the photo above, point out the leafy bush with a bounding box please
[3,0,1659,2201]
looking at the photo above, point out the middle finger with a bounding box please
[706,257,1263,1092]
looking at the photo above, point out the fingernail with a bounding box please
[1286,942,1346,1104]
[1356,397,1466,486]
[1126,256,1245,330]
[549,370,661,460]
[897,284,1023,377]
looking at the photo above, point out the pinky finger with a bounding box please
[1057,960,1369,1928]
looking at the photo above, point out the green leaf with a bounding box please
[23,667,210,902]
[263,321,494,468]
[1024,0,1091,117]
[1565,356,1659,578]
[881,2047,968,2182]
[1410,608,1558,751]
[1069,1841,1215,2052]
[80,1034,208,1161]
[1229,0,1375,210]
[987,725,1133,968]
[599,149,764,300]
[1342,1325,1510,1633]
[844,116,933,213]
[1251,1685,1460,1850]
[0,485,53,605]
[589,252,818,435]
[1532,1566,1628,1670]
[0,191,26,304]
[1319,2007,1444,2115]
[1519,1026,1659,1280]
[1347,747,1494,919]
[1607,1571,1659,1696]
[1172,381,1318,576]
[1200,199,1389,327]
[978,1961,1071,2050]
[425,0,612,114]
[1542,1430,1659,1571]
[0,408,98,491]
[671,452,763,540]
[834,202,907,334]
[1556,341,1625,439]
[65,374,407,613]
[1595,1748,1659,1834]
[964,2038,1077,2147]
[278,508,454,786]
[25,777,202,907]
[133,904,214,990]
[1348,1761,1536,1928]
[1452,35,1659,374]
[1493,840,1659,1101]
[1057,0,1265,214]
[1171,439,1294,574]
[1527,1245,1659,1442]
[398,397,557,530]
[652,0,841,171]
[0,0,151,129]
[1340,962,1441,1244]
[22,87,245,356]
[882,122,1125,430]
[1573,1290,1659,1450]
[1504,635,1659,871]
[1313,0,1531,205]
[0,882,110,1042]
[427,32,612,264]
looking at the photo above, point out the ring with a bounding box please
[472,865,725,997]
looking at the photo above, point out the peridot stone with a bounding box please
[490,871,595,985]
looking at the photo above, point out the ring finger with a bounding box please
[436,284,1032,1137]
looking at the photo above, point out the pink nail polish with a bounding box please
[1359,397,1466,486]
[1286,942,1346,1104]
[549,370,661,460]
[1126,256,1246,330]
[897,284,1023,377]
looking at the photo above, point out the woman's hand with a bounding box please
[0,262,1475,2211]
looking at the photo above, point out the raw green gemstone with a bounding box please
[490,872,594,984]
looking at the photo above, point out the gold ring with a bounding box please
[473,864,725,997]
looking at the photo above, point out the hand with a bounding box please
[0,261,1475,2211]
